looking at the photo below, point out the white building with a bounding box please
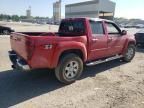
[53,0,61,23]
[26,6,31,19]
[65,0,116,20]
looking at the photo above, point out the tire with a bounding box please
[3,30,10,35]
[55,54,83,84]
[122,44,136,62]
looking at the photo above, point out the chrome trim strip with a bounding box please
[86,55,123,66]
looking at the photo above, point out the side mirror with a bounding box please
[121,30,127,35]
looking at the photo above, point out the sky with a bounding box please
[0,0,144,19]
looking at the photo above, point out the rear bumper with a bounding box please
[8,51,30,71]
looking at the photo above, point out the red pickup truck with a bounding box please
[9,18,136,84]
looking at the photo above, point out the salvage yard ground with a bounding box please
[0,23,144,108]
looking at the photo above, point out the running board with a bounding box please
[86,55,123,66]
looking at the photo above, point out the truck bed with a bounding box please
[10,32,56,61]
[16,32,57,36]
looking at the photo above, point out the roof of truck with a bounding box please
[89,18,113,22]
[64,17,114,23]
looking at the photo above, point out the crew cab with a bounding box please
[9,18,136,84]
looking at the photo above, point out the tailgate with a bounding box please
[10,33,30,60]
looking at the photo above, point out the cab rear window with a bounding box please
[59,20,85,36]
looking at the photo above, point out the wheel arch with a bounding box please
[50,40,88,68]
[51,48,87,68]
[59,49,84,61]
[128,41,136,46]
[122,40,136,55]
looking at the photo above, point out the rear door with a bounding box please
[105,22,124,56]
[88,20,109,61]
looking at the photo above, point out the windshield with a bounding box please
[59,20,85,36]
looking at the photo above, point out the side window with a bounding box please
[90,21,104,35]
[106,23,120,34]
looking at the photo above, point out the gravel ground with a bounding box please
[0,25,144,108]
[0,21,59,32]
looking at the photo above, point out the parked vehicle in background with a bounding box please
[124,24,135,28]
[135,30,144,46]
[9,18,136,84]
[135,24,144,28]
[0,26,14,35]
[123,24,144,29]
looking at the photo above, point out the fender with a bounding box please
[50,41,87,68]
[122,36,136,55]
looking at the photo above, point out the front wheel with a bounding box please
[122,44,136,62]
[55,54,83,84]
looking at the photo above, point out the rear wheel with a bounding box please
[55,54,83,84]
[123,44,135,62]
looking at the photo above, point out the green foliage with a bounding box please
[0,14,49,22]
[0,14,20,21]
[11,15,19,21]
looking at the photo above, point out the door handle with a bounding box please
[92,38,99,42]
[108,37,113,42]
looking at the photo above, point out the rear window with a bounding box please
[59,20,85,36]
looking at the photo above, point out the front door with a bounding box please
[88,20,109,61]
[105,22,124,56]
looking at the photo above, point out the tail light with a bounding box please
[26,37,35,60]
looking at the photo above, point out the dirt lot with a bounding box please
[0,21,59,32]
[0,25,144,108]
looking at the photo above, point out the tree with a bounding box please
[20,16,27,19]
[11,15,19,21]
